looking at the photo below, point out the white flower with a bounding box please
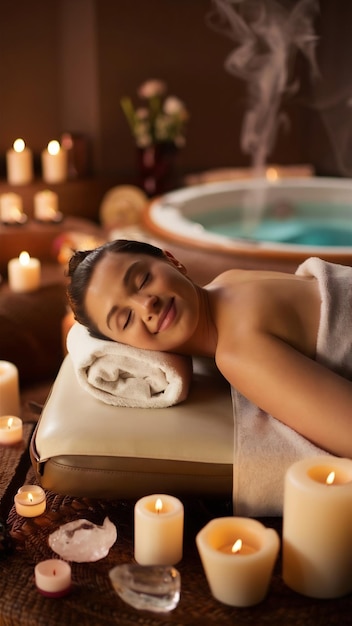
[163,96,186,116]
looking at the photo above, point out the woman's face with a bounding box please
[84,250,200,351]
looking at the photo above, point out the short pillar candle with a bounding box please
[14,485,46,517]
[0,361,20,417]
[134,494,184,565]
[0,416,23,445]
[196,517,280,607]
[8,251,41,292]
[35,559,71,597]
[283,455,352,599]
[34,190,59,221]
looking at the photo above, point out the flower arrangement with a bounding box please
[121,79,189,149]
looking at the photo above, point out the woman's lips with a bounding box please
[157,298,175,332]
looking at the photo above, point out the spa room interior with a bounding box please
[1,1,352,624]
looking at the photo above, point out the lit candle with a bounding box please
[134,494,184,565]
[8,251,41,292]
[6,138,33,185]
[0,192,26,224]
[0,416,23,445]
[34,190,60,222]
[283,456,352,599]
[35,559,71,597]
[0,360,20,416]
[196,517,280,607]
[14,485,46,517]
[41,140,68,183]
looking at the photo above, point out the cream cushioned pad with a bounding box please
[30,354,233,499]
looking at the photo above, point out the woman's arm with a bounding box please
[218,331,352,458]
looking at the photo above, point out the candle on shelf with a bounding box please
[34,190,61,222]
[0,416,23,445]
[134,494,184,565]
[283,455,352,599]
[14,485,46,517]
[41,140,68,184]
[196,517,280,607]
[0,192,26,225]
[35,559,71,597]
[0,360,20,416]
[8,251,41,292]
[6,138,33,185]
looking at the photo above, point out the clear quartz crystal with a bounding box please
[109,564,181,613]
[48,517,117,562]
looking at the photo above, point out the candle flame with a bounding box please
[13,138,25,153]
[27,493,34,503]
[155,498,163,514]
[326,471,335,485]
[48,140,60,156]
[19,251,30,266]
[266,167,279,182]
[7,417,14,429]
[232,539,243,554]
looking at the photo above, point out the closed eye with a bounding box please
[123,310,132,329]
[139,272,150,289]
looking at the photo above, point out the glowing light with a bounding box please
[47,140,60,156]
[326,471,335,485]
[19,251,30,266]
[13,138,25,153]
[155,498,163,514]
[232,539,243,554]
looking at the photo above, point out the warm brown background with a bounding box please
[1,0,352,182]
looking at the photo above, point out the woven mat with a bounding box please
[1,467,351,626]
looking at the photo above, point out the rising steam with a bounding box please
[207,0,320,170]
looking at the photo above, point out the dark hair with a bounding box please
[66,239,165,339]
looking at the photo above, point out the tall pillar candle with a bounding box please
[6,138,33,185]
[283,456,352,598]
[196,517,280,607]
[41,140,68,183]
[0,361,20,416]
[134,494,184,565]
[8,251,41,292]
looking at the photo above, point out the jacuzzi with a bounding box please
[144,177,352,263]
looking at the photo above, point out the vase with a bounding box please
[136,142,177,197]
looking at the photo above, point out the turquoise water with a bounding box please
[196,201,352,246]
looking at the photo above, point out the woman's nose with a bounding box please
[130,294,159,320]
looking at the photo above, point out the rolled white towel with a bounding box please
[67,322,193,408]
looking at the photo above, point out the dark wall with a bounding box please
[0,0,351,181]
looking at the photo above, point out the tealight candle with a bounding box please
[8,251,41,292]
[41,140,68,183]
[0,416,23,445]
[134,494,184,565]
[14,485,46,517]
[34,189,60,222]
[283,456,352,599]
[35,559,71,597]
[0,192,26,224]
[6,138,33,185]
[0,360,20,416]
[196,517,280,607]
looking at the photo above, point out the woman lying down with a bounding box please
[66,238,352,459]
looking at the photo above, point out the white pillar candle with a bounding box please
[14,485,46,517]
[0,361,20,416]
[6,138,33,185]
[283,456,352,599]
[0,416,23,445]
[134,494,184,565]
[196,517,280,607]
[35,559,71,597]
[0,192,26,224]
[41,140,68,183]
[8,251,41,292]
[34,189,60,221]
